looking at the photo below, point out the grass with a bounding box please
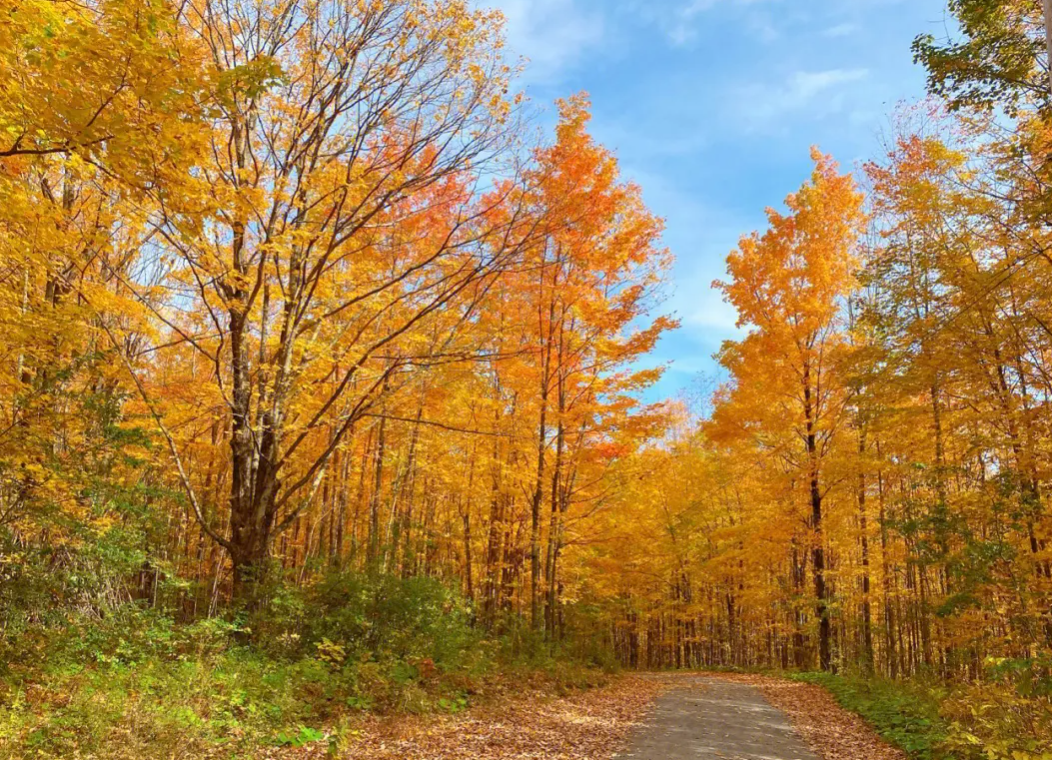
[788,672,950,760]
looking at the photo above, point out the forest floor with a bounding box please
[251,674,665,760]
[258,672,908,760]
[711,674,909,760]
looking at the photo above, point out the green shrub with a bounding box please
[0,570,609,759]
[791,672,949,760]
[251,570,488,673]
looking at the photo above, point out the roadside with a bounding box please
[309,675,666,760]
[302,672,912,760]
[295,672,925,760]
[32,667,947,760]
[716,673,908,760]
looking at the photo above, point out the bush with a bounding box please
[251,570,488,673]
[939,658,1052,760]
[0,569,610,758]
[0,607,365,758]
[795,664,1052,760]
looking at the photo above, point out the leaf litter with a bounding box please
[281,675,668,760]
[715,673,908,760]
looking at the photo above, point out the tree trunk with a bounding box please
[367,384,389,568]
[530,365,549,632]
[803,359,831,671]
[859,430,874,672]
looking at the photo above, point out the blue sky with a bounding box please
[486,0,951,402]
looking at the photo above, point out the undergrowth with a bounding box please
[0,572,610,760]
[792,668,1052,760]
[790,672,948,759]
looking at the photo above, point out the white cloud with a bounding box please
[679,0,772,13]
[616,165,748,337]
[666,0,777,45]
[674,241,744,335]
[683,292,740,332]
[733,68,870,130]
[823,22,859,37]
[791,68,869,99]
[485,0,606,85]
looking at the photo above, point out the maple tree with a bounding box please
[1,0,676,620]
[6,0,1052,758]
[75,0,536,599]
[708,152,866,671]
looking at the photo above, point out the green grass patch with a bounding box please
[789,672,950,760]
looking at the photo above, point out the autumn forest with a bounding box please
[3,0,1052,758]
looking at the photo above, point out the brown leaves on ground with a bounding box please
[715,674,907,760]
[309,676,665,760]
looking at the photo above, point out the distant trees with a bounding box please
[579,114,1052,684]
[573,3,1052,697]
